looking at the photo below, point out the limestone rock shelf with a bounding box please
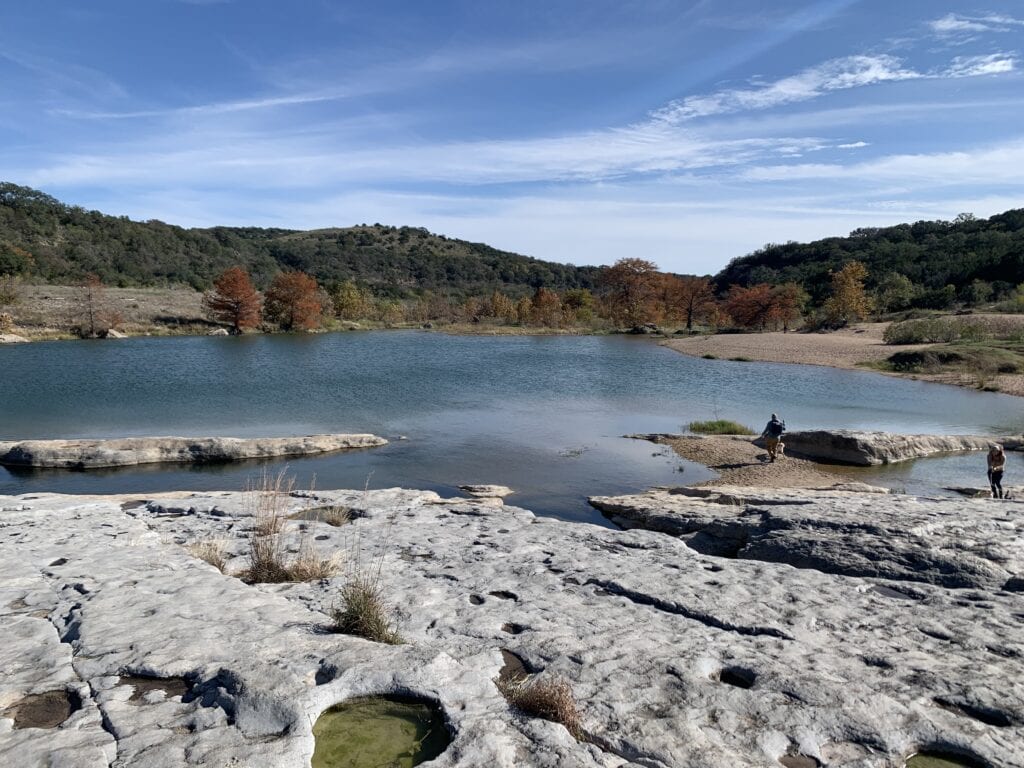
[1,485,1021,767]
[0,434,387,469]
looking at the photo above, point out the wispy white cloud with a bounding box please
[649,51,1016,125]
[742,138,1024,185]
[946,53,1017,76]
[53,88,362,120]
[929,12,1024,37]
[837,141,869,149]
[0,50,127,102]
[652,55,920,123]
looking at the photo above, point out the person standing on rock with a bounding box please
[987,444,1006,498]
[761,413,786,463]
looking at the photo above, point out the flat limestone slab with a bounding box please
[0,434,387,469]
[783,430,1023,465]
[1,487,1022,767]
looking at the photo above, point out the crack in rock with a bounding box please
[584,578,792,639]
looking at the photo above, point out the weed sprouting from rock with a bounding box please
[331,570,403,644]
[496,673,584,740]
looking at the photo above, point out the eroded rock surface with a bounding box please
[590,486,1024,590]
[0,434,388,469]
[782,430,1023,465]
[1,487,1022,767]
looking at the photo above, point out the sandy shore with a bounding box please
[665,323,1024,397]
[650,434,855,488]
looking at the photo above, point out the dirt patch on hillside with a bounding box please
[7,284,212,338]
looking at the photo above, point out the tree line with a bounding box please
[4,181,1024,334]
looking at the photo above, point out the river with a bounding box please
[2,332,1021,523]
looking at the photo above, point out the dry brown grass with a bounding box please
[496,674,584,740]
[240,470,342,584]
[330,571,403,644]
[186,538,229,573]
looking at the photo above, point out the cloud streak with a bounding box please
[650,52,1016,124]
[929,12,1024,37]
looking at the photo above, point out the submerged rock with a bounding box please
[0,433,388,469]
[0,486,1021,767]
[458,484,514,498]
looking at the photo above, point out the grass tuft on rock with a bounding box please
[331,572,403,644]
[187,538,229,573]
[688,419,755,435]
[496,674,584,740]
[240,469,342,584]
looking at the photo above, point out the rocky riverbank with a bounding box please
[0,434,387,469]
[1,486,1021,767]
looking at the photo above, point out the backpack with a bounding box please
[767,419,785,437]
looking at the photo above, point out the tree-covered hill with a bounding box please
[715,210,1024,306]
[0,183,599,297]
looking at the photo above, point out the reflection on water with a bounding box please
[2,332,1021,523]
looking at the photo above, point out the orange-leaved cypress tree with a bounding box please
[264,271,323,331]
[204,266,262,333]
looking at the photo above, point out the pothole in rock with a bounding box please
[489,590,518,601]
[780,755,821,768]
[118,675,191,703]
[714,666,756,689]
[469,594,485,605]
[311,695,450,768]
[501,622,527,635]
[3,689,82,729]
[904,750,988,768]
[399,548,434,563]
[497,650,531,685]
[289,506,352,527]
[871,585,920,601]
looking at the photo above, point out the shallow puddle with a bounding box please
[311,695,449,768]
[905,751,986,768]
[4,689,80,729]
[290,506,351,526]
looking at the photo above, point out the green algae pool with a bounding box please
[311,695,449,768]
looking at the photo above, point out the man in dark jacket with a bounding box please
[761,413,785,462]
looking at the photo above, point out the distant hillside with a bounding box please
[0,183,599,297]
[715,210,1024,305]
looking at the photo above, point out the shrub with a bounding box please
[496,674,584,740]
[884,315,1024,345]
[331,571,403,644]
[688,419,755,435]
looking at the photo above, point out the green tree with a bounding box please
[873,272,919,313]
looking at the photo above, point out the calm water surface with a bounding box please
[2,332,1022,523]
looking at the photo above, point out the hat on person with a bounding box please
[771,413,778,419]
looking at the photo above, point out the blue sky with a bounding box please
[2,1,1023,274]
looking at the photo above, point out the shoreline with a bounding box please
[664,323,1024,398]
[640,433,876,490]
